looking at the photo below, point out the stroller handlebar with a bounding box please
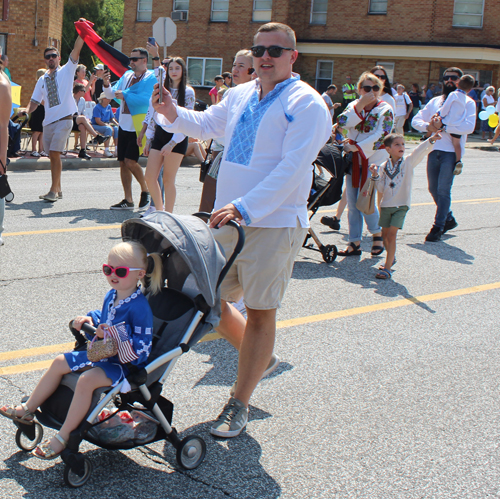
[192,212,245,291]
[80,323,97,335]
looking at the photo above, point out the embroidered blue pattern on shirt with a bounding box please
[232,198,252,226]
[226,76,299,166]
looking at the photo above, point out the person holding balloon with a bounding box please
[488,89,500,146]
[480,86,497,140]
[435,74,476,176]
[412,67,476,242]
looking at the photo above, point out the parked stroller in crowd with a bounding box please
[303,142,347,263]
[8,211,244,488]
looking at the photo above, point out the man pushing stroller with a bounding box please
[153,22,331,437]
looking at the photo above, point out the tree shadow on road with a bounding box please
[407,238,474,265]
[292,258,436,314]
[6,201,138,225]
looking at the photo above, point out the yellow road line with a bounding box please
[3,225,121,237]
[1,281,499,376]
[317,197,500,214]
[3,198,500,237]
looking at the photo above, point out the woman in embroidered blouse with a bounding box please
[0,241,162,460]
[143,57,195,213]
[337,72,394,256]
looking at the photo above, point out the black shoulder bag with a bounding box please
[199,139,214,183]
[0,159,14,202]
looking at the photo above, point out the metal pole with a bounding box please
[163,18,167,59]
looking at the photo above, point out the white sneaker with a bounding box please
[140,205,157,218]
[0,236,4,246]
[103,150,113,158]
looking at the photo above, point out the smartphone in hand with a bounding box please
[157,67,164,103]
[148,37,156,46]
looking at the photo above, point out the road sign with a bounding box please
[153,17,177,48]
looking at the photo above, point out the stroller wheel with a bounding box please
[176,435,206,470]
[64,457,93,488]
[322,244,338,263]
[15,422,43,451]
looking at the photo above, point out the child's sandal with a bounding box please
[0,402,35,424]
[33,433,67,460]
[376,268,392,280]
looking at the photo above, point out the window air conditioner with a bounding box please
[171,10,188,21]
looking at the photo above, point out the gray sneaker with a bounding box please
[230,353,280,396]
[39,191,62,200]
[210,397,248,438]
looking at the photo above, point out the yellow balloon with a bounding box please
[489,114,499,128]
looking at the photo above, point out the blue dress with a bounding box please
[64,287,154,388]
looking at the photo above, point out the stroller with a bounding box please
[303,142,347,263]
[9,211,244,488]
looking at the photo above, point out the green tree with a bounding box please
[62,0,124,74]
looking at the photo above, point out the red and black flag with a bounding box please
[74,19,130,77]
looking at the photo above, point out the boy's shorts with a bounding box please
[379,205,409,229]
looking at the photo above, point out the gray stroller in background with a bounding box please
[10,211,244,488]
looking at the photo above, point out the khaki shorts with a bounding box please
[379,205,409,229]
[214,222,307,310]
[43,118,73,153]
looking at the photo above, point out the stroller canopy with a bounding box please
[122,212,226,308]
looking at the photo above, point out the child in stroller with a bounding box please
[0,240,163,460]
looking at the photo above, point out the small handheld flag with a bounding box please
[105,322,139,364]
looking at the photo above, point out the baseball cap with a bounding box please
[94,63,104,70]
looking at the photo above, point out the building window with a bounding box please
[253,0,272,22]
[376,61,395,84]
[310,0,327,24]
[369,0,387,14]
[211,0,229,21]
[173,0,189,10]
[315,60,333,93]
[453,0,484,28]
[137,0,152,21]
[0,34,6,56]
[187,57,223,86]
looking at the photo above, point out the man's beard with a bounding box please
[443,83,456,97]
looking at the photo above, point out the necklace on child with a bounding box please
[385,158,403,189]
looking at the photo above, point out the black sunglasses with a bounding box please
[250,45,294,58]
[443,75,459,81]
[129,56,146,62]
[374,74,387,80]
[162,61,170,67]
[44,53,58,60]
[362,85,380,92]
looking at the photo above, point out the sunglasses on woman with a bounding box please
[44,53,58,60]
[361,85,380,92]
[102,264,143,278]
[250,45,293,58]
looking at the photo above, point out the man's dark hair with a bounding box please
[458,74,475,92]
[73,83,85,94]
[444,67,463,77]
[383,133,405,148]
[327,84,337,91]
[214,75,223,82]
[44,47,60,57]
[222,72,232,79]
[131,47,148,61]
[0,54,7,63]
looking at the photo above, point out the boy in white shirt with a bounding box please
[369,131,441,279]
[435,74,475,175]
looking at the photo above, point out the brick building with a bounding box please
[0,0,64,105]
[125,0,500,103]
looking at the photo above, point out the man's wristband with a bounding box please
[152,57,160,61]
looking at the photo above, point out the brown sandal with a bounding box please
[33,433,67,460]
[0,402,35,424]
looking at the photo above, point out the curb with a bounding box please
[7,155,200,172]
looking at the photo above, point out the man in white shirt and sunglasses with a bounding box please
[153,22,331,438]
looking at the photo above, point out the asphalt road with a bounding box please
[0,145,499,498]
